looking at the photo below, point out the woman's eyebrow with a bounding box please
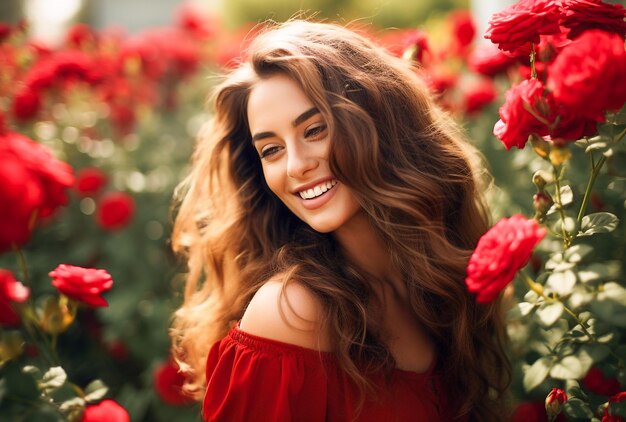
[252,107,320,143]
[292,107,319,127]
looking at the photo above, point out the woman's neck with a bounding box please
[333,211,400,284]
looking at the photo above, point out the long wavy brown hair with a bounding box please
[171,20,510,420]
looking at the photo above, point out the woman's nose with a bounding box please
[287,143,318,178]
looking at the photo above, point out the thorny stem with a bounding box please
[12,245,30,287]
[576,127,626,228]
[576,154,607,226]
[552,165,573,248]
[530,43,537,79]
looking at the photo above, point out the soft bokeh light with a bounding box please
[24,0,83,46]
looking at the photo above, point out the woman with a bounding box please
[171,20,510,421]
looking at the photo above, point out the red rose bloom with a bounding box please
[49,264,113,308]
[547,29,626,121]
[96,192,135,231]
[12,87,42,121]
[583,367,621,396]
[463,78,497,114]
[0,132,74,252]
[494,78,550,149]
[485,0,562,55]
[154,359,192,406]
[560,0,626,40]
[449,10,476,54]
[466,215,546,303]
[75,167,108,197]
[401,30,430,63]
[82,399,129,422]
[468,43,518,77]
[0,269,30,326]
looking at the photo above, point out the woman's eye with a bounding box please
[304,124,327,139]
[260,145,281,159]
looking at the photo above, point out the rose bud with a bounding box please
[533,192,553,217]
[545,388,567,421]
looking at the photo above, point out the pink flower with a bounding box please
[547,29,626,121]
[493,79,550,150]
[96,192,135,231]
[485,0,562,56]
[0,269,30,326]
[560,0,626,40]
[49,264,113,308]
[466,215,546,303]
[82,400,129,422]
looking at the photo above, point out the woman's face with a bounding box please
[247,73,361,233]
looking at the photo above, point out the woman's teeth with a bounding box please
[298,179,337,200]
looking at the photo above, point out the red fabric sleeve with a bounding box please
[203,327,342,422]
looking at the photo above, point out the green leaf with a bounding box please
[545,270,577,296]
[563,244,593,263]
[565,379,588,401]
[550,353,592,380]
[559,185,573,206]
[59,397,85,412]
[536,301,564,327]
[580,344,610,364]
[524,356,552,392]
[40,367,67,395]
[84,380,108,403]
[579,212,619,237]
[518,302,536,317]
[563,398,594,419]
[578,262,621,283]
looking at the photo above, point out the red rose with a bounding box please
[468,43,518,77]
[463,78,497,114]
[49,264,113,308]
[485,0,562,55]
[584,367,621,396]
[547,29,626,121]
[176,3,215,40]
[75,168,108,197]
[12,87,41,121]
[82,399,129,422]
[449,10,476,54]
[65,23,96,49]
[560,0,626,40]
[603,392,626,422]
[0,132,74,252]
[546,388,567,420]
[96,192,135,231]
[0,269,30,326]
[154,359,192,406]
[494,79,550,150]
[466,215,546,303]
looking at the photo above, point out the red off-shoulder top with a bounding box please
[203,325,453,421]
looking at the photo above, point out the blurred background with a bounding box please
[1,0,625,421]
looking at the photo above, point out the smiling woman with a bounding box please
[170,20,511,421]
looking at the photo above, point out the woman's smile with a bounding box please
[246,74,361,233]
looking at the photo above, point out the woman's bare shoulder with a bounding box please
[239,277,332,352]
